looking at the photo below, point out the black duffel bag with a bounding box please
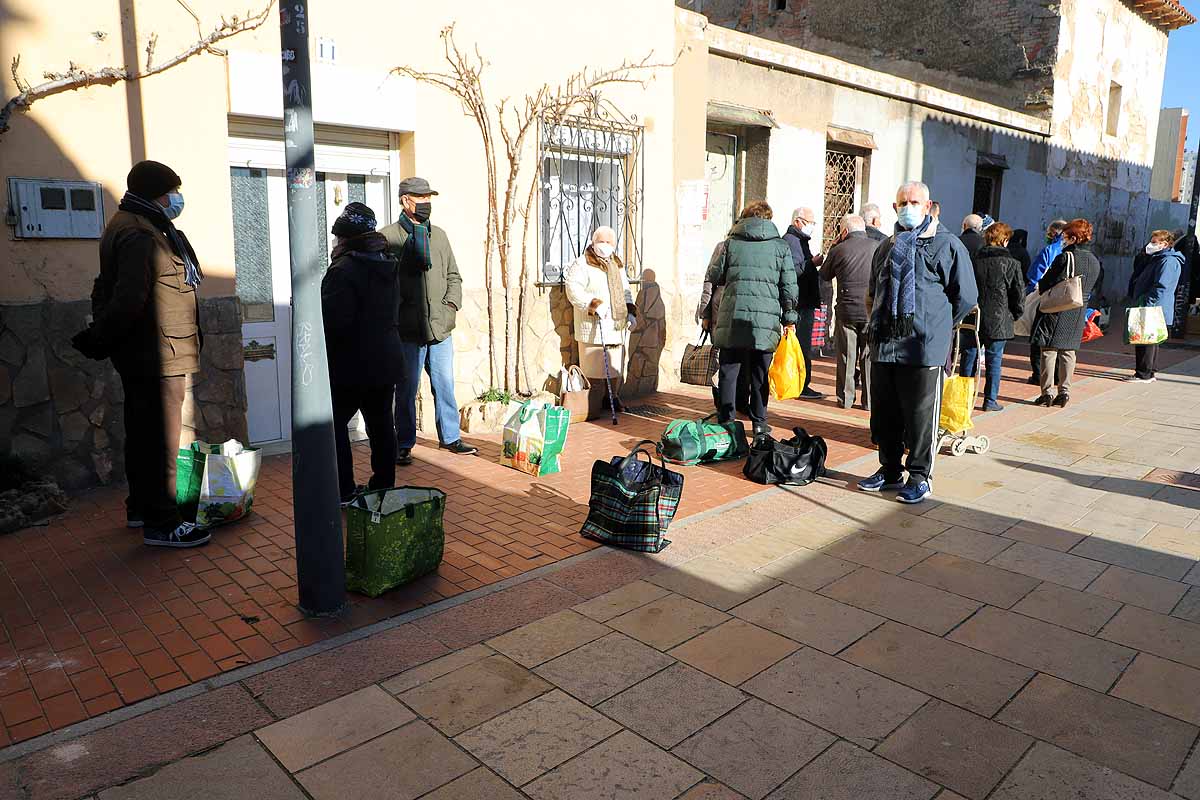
[743,427,828,486]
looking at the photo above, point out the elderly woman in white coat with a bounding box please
[564,227,637,411]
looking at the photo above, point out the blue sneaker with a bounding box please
[858,471,906,492]
[897,479,932,504]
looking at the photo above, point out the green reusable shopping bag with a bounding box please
[175,446,206,523]
[345,487,447,597]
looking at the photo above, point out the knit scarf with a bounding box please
[397,212,432,272]
[586,248,629,330]
[118,192,203,287]
[877,215,933,340]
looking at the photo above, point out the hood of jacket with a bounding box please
[731,217,780,242]
[977,245,1012,260]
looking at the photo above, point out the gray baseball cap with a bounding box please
[397,176,439,197]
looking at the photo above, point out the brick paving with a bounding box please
[4,342,1200,798]
[0,339,1190,751]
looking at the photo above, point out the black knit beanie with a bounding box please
[331,202,377,237]
[127,160,181,200]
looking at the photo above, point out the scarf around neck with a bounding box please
[877,215,933,340]
[397,213,432,271]
[586,248,629,330]
[119,192,203,287]
[331,231,389,262]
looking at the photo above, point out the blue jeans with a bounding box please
[394,336,461,449]
[961,337,1006,406]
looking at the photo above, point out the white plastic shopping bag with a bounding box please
[194,439,261,528]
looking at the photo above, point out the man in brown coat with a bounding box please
[72,160,209,547]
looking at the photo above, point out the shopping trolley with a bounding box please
[938,308,990,457]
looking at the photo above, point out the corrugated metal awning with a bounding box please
[706,101,778,128]
[827,125,876,150]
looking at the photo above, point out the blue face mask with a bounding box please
[896,205,925,230]
[164,192,185,221]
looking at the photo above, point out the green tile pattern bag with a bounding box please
[345,487,447,597]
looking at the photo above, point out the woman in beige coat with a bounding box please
[564,227,637,411]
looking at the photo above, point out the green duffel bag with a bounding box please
[660,413,749,466]
[345,486,446,597]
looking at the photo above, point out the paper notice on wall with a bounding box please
[678,180,711,295]
[678,180,709,227]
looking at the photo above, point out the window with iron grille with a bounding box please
[822,148,869,245]
[540,117,644,284]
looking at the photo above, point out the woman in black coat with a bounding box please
[962,222,1024,411]
[321,202,405,503]
[1030,218,1102,408]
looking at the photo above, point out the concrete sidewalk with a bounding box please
[9,348,1200,799]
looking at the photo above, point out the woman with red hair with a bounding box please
[1029,218,1102,408]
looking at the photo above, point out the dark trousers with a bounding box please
[870,362,943,482]
[121,373,186,529]
[961,337,1007,406]
[718,348,772,426]
[333,383,397,499]
[796,307,816,392]
[711,367,752,414]
[1135,344,1159,379]
[1029,344,1041,382]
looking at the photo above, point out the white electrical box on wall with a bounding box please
[7,178,104,239]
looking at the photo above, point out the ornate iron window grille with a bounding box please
[823,150,862,245]
[539,115,644,284]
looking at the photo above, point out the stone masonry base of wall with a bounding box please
[0,297,248,491]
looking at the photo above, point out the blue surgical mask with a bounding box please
[164,192,185,220]
[896,205,925,230]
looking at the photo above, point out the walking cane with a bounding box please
[596,311,620,426]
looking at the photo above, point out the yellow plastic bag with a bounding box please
[768,329,806,400]
[939,375,976,434]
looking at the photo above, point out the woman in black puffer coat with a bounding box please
[1030,218,1102,408]
[961,222,1024,411]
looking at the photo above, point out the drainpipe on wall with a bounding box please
[279,1,346,616]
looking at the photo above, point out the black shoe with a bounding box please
[752,423,772,436]
[1027,375,1040,385]
[126,513,144,529]
[340,485,366,507]
[144,521,210,548]
[440,440,478,456]
[799,388,825,400]
[1053,393,1069,408]
[1034,394,1054,407]
[396,448,413,465]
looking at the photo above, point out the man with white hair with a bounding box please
[783,206,824,399]
[860,181,978,504]
[819,214,877,409]
[960,213,985,261]
[859,203,888,243]
[564,226,636,412]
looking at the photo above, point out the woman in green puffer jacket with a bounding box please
[704,200,799,433]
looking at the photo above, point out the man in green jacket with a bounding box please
[381,177,476,464]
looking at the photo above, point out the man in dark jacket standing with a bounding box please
[860,181,978,504]
[960,215,985,261]
[323,203,403,502]
[860,203,889,243]
[71,160,209,548]
[381,177,476,464]
[820,214,876,410]
[783,206,824,399]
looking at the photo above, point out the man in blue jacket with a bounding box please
[1025,219,1067,384]
[859,181,979,504]
[1127,229,1184,382]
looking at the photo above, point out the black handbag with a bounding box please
[743,427,828,486]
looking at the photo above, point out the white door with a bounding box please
[704,132,739,262]
[229,136,392,444]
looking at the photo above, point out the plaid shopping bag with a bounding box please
[580,440,684,552]
[680,331,719,387]
[812,304,829,348]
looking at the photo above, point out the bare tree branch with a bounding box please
[1,1,275,135]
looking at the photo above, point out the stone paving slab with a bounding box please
[820,567,982,636]
[731,584,883,653]
[571,581,671,622]
[533,632,674,706]
[1087,565,1188,614]
[767,740,938,800]
[668,619,800,685]
[524,729,702,800]
[1100,604,1200,669]
[1011,582,1122,635]
[841,621,1034,716]
[1111,652,1200,727]
[598,663,745,748]
[990,742,1177,800]
[608,594,731,650]
[900,551,1040,608]
[398,654,551,736]
[997,674,1196,789]
[988,541,1107,590]
[485,610,611,668]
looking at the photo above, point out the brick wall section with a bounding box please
[680,0,1061,114]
